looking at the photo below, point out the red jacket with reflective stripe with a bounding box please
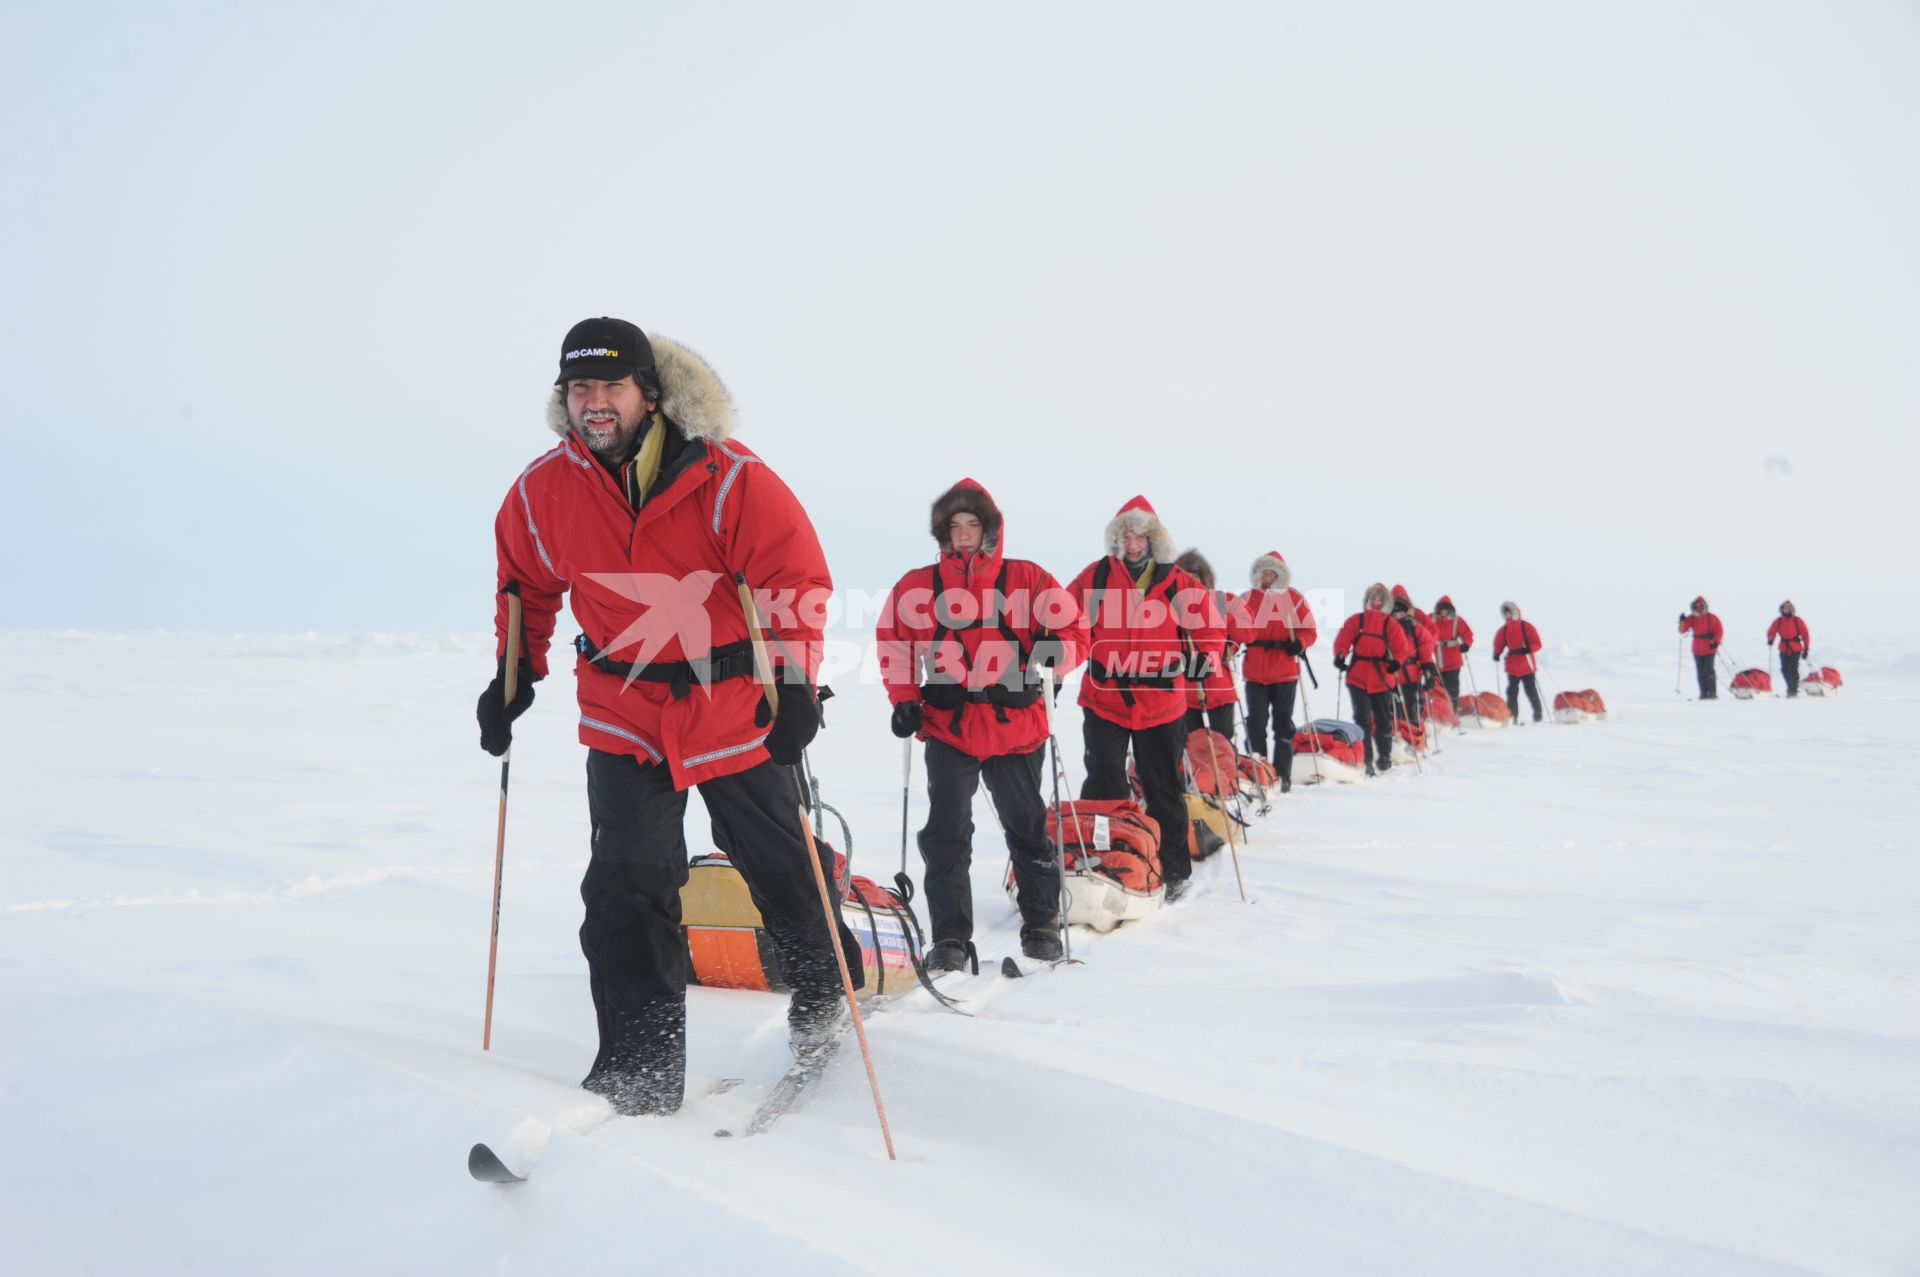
[1766,615,1810,654]
[876,538,1088,760]
[1333,608,1414,694]
[1230,587,1317,685]
[494,419,829,791]
[1067,557,1225,730]
[1492,619,1543,676]
[1680,612,1723,656]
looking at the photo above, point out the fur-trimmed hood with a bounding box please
[1500,600,1522,619]
[1363,582,1390,610]
[1779,599,1796,616]
[1249,551,1290,590]
[930,478,1003,554]
[1434,594,1456,616]
[1691,595,1709,612]
[545,333,736,444]
[1175,549,1215,590]
[1104,495,1176,564]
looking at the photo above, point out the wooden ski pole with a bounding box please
[482,589,522,1051]
[737,575,896,1161]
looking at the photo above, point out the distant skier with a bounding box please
[1766,601,1812,697]
[875,479,1088,967]
[1679,596,1724,699]
[1067,497,1225,901]
[1491,601,1544,723]
[1432,596,1474,702]
[478,317,858,1116]
[1389,585,1438,737]
[1232,551,1316,794]
[1175,549,1237,740]
[1333,583,1415,775]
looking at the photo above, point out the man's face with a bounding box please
[1692,600,1706,615]
[1260,569,1278,589]
[567,376,652,459]
[1121,530,1150,561]
[948,512,984,554]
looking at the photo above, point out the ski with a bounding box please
[471,1076,743,1183]
[1000,955,1075,979]
[716,1037,844,1139]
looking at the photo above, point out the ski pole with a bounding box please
[738,576,896,1161]
[1389,678,1425,775]
[1039,670,1074,965]
[1294,668,1324,785]
[1675,631,1684,697]
[1190,644,1248,902]
[482,587,522,1051]
[895,738,915,906]
[1226,654,1271,813]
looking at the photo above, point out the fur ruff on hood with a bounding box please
[1501,600,1522,619]
[1104,495,1176,564]
[545,333,736,444]
[930,478,1003,553]
[1779,599,1796,616]
[1434,595,1456,615]
[1175,549,1215,591]
[1691,595,1709,612]
[1249,551,1290,590]
[1363,582,1390,610]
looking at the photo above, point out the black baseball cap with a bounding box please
[555,317,658,388]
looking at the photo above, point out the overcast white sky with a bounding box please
[3,1,1915,650]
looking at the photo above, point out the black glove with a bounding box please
[1384,658,1402,674]
[476,659,536,757]
[1678,613,1688,626]
[1709,642,1719,652]
[756,676,821,765]
[1332,656,1348,673]
[919,681,967,710]
[1421,667,1437,690]
[890,701,924,739]
[1281,638,1305,657]
[1191,653,1215,681]
[1459,643,1471,654]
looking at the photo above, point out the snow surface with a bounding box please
[3,632,1917,1275]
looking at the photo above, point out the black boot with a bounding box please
[924,938,974,974]
[787,989,849,1064]
[1019,920,1064,962]
[582,1002,687,1116]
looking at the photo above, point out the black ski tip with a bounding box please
[468,1142,525,1183]
[1001,956,1023,978]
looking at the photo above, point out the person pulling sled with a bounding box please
[876,480,1088,968]
[478,317,858,1116]
[1491,601,1544,723]
[1332,583,1415,775]
[1432,596,1473,702]
[1175,550,1238,740]
[1067,497,1224,903]
[1232,551,1316,794]
[1767,601,1812,697]
[1679,596,1724,699]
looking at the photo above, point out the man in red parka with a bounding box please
[1175,549,1238,740]
[477,317,857,1117]
[1389,584,1438,739]
[1431,595,1473,703]
[1232,551,1316,793]
[1333,583,1415,775]
[1492,601,1544,722]
[1767,600,1812,697]
[876,480,1088,966]
[1679,595,1724,700]
[1067,497,1224,902]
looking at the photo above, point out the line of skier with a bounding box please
[1679,597,1816,698]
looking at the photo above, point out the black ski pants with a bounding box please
[918,737,1060,944]
[1081,709,1191,882]
[581,749,858,1106]
[1781,651,1801,696]
[1182,704,1235,739]
[1507,672,1542,721]
[1243,679,1299,782]
[1400,682,1425,729]
[1695,653,1717,699]
[1347,682,1395,769]
[1440,669,1462,703]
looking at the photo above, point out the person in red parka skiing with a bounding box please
[1333,583,1415,775]
[1231,551,1316,793]
[875,480,1089,967]
[478,317,859,1117]
[1431,596,1473,703]
[1175,550,1238,740]
[1766,600,1812,697]
[1491,601,1544,722]
[1388,584,1438,738]
[1066,497,1225,901]
[1679,596,1724,699]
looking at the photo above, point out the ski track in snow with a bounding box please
[1,632,1917,1275]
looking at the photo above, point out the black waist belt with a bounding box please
[574,633,757,699]
[1089,662,1178,689]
